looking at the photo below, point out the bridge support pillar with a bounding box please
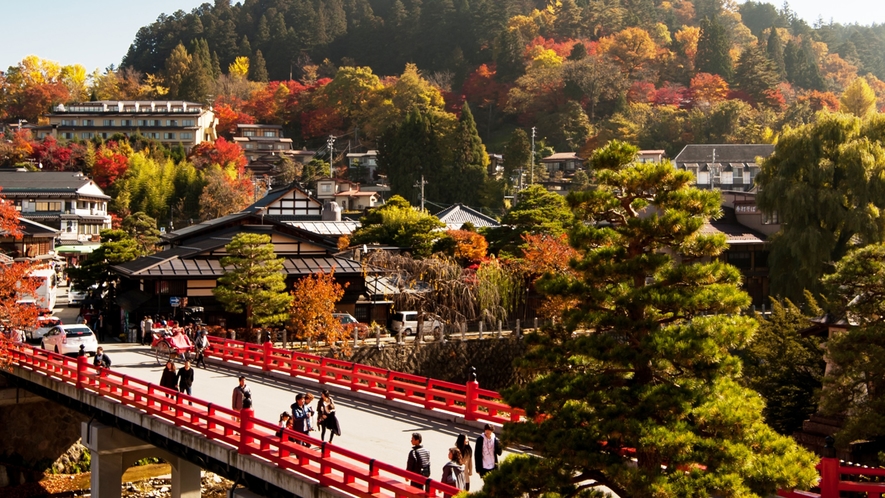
[172,458,202,498]
[82,422,154,498]
[82,421,203,498]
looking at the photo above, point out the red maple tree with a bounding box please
[189,138,247,170]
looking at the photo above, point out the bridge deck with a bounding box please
[100,344,508,491]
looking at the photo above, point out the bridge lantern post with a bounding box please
[239,407,255,454]
[819,436,839,498]
[465,367,479,421]
[76,348,88,389]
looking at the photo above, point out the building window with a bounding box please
[697,171,710,184]
[727,251,752,270]
[180,132,192,139]
[155,280,187,295]
[243,130,256,137]
[263,131,277,137]
[763,211,779,225]
[163,133,176,139]
[103,119,114,126]
[82,120,93,126]
[321,184,332,193]
[35,202,61,212]
[183,119,195,127]
[62,132,74,139]
[166,120,178,126]
[137,119,147,127]
[81,132,93,139]
[121,119,133,127]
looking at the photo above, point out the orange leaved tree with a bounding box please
[0,190,39,368]
[288,271,349,354]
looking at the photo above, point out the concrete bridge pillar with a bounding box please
[82,422,202,498]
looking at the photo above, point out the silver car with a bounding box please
[41,324,99,356]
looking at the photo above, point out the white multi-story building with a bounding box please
[35,100,217,151]
[0,171,112,247]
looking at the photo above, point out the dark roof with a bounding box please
[435,204,500,229]
[0,171,102,194]
[699,207,767,245]
[112,255,364,278]
[674,144,775,164]
[18,218,59,237]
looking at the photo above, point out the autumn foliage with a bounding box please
[0,190,39,365]
[288,271,350,352]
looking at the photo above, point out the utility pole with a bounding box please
[530,126,536,185]
[414,175,427,212]
[327,135,335,172]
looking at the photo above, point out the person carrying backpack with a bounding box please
[441,447,466,495]
[406,433,431,490]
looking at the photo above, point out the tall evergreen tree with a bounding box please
[163,43,191,99]
[735,44,781,105]
[447,103,489,205]
[502,129,531,179]
[378,110,444,205]
[179,51,213,103]
[213,233,291,332]
[249,50,269,82]
[766,27,786,78]
[696,16,733,81]
[481,141,818,498]
[797,37,826,91]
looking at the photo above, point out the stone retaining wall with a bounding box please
[348,337,528,391]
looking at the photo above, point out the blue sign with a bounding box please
[169,296,181,307]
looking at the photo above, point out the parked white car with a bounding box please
[41,324,98,356]
[390,311,444,337]
[30,315,62,340]
[68,286,88,307]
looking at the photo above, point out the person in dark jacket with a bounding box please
[159,360,177,398]
[474,424,502,478]
[406,432,431,490]
[177,360,194,404]
[317,389,341,443]
[93,347,111,368]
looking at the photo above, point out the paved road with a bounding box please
[45,285,507,491]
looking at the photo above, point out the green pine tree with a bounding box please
[482,141,818,498]
[213,233,291,332]
[767,27,786,78]
[249,49,269,82]
[447,102,489,205]
[734,44,781,105]
[696,16,734,81]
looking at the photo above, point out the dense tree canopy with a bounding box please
[486,140,817,497]
[350,195,446,258]
[756,112,885,301]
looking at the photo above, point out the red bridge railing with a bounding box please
[204,337,525,425]
[778,442,885,498]
[2,344,460,498]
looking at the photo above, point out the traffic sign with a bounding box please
[170,296,181,307]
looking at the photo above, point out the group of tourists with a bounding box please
[230,377,343,444]
[278,389,342,444]
[407,423,502,494]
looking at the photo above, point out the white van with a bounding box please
[21,268,57,312]
[390,311,444,337]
